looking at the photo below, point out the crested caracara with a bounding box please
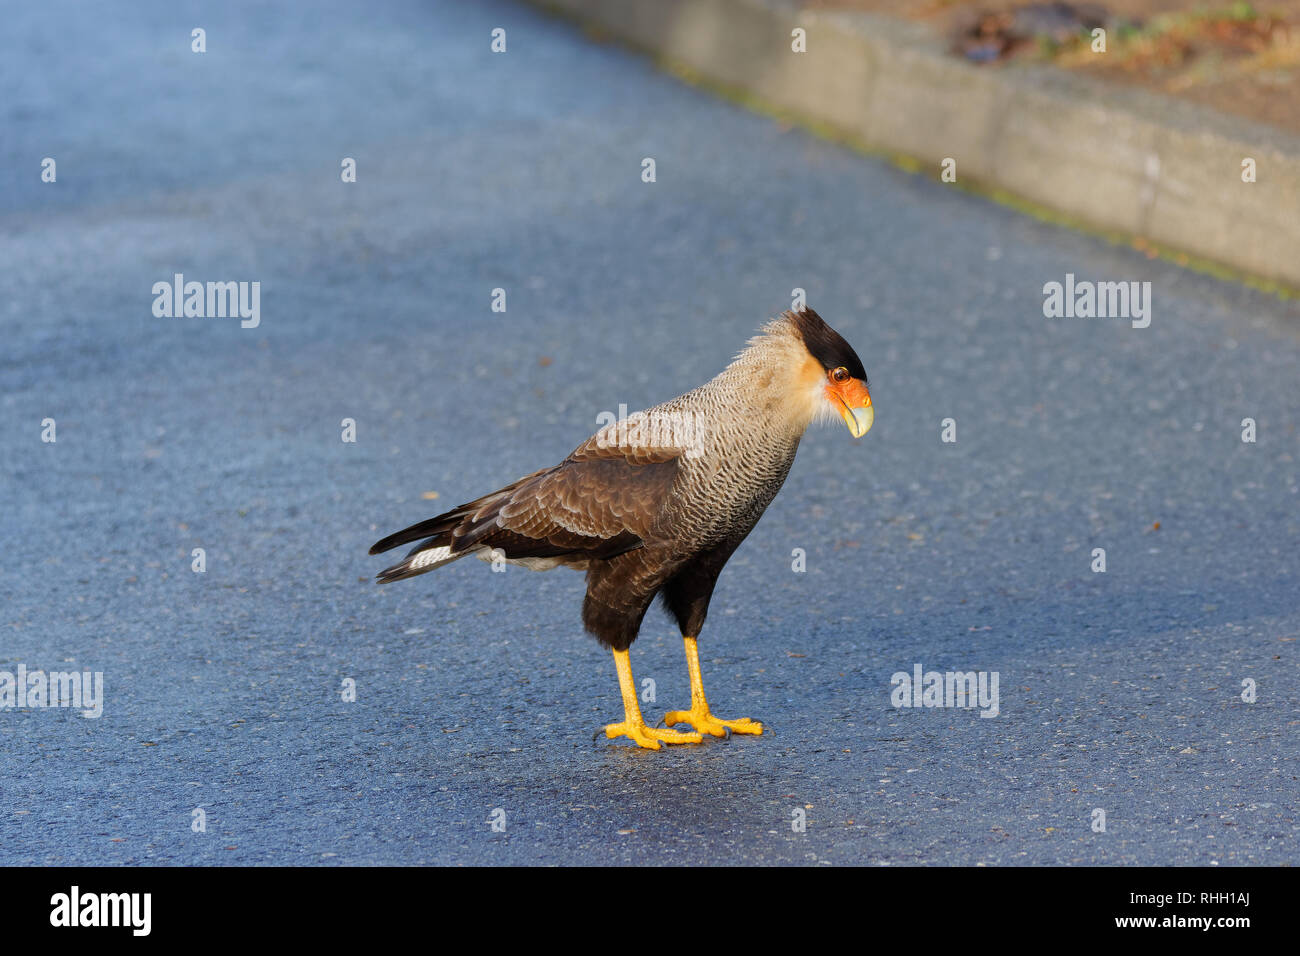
[369,307,872,748]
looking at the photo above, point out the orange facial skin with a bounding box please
[829,374,871,411]
[825,370,873,438]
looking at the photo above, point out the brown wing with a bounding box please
[370,418,683,581]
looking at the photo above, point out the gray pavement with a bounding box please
[2,0,1297,865]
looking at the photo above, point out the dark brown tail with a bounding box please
[368,469,551,582]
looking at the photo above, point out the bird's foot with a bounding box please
[662,706,763,738]
[603,719,703,750]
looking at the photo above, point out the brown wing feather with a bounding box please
[370,423,683,581]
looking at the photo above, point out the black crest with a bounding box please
[785,307,867,382]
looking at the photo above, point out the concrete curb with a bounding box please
[536,0,1300,290]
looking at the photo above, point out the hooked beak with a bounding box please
[828,378,873,438]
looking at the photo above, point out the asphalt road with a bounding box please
[2,0,1297,866]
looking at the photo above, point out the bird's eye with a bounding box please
[830,367,850,384]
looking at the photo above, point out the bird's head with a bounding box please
[783,307,873,439]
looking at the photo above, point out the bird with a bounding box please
[368,307,873,749]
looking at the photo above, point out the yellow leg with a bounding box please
[604,648,703,749]
[663,636,763,737]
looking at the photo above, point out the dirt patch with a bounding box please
[804,1,1300,133]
